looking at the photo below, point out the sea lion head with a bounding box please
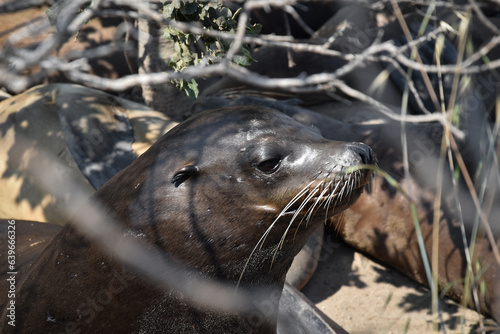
[98,106,374,285]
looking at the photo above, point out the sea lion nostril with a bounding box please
[345,142,374,165]
[363,146,375,165]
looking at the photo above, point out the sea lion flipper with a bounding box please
[278,283,348,334]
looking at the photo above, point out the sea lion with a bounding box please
[0,83,325,291]
[1,106,374,333]
[192,96,500,324]
[0,83,326,292]
[0,83,177,224]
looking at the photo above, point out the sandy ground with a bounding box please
[302,234,500,334]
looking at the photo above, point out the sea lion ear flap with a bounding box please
[171,165,199,187]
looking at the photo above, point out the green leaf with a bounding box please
[233,55,252,67]
[187,79,199,99]
[246,23,262,35]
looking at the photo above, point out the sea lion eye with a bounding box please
[256,158,281,174]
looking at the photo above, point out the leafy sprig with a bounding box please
[162,0,261,99]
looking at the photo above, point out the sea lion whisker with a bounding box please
[345,175,357,201]
[350,172,359,195]
[275,181,319,240]
[271,180,317,237]
[325,195,338,222]
[278,186,321,250]
[343,183,354,207]
[325,176,343,208]
[280,180,316,215]
[327,173,354,217]
[336,175,351,201]
[302,179,333,221]
[271,183,323,268]
[299,185,332,237]
[350,171,357,190]
[324,177,343,220]
[305,179,335,223]
[290,169,362,252]
[334,186,348,208]
[273,175,338,266]
[345,174,354,198]
[237,180,316,287]
[289,174,338,249]
[352,173,358,193]
[287,180,331,242]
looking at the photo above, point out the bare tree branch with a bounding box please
[1,0,499,127]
